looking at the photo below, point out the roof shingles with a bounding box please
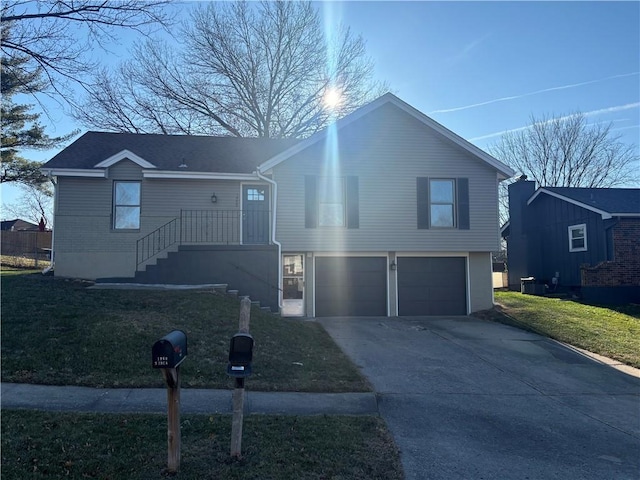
[542,187,640,215]
[43,132,300,174]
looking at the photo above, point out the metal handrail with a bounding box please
[136,218,180,268]
[136,209,270,269]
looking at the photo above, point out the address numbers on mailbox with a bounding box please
[152,330,188,369]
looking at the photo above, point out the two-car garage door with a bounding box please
[314,256,467,317]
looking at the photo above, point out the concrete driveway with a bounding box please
[318,316,640,480]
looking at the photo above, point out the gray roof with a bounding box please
[539,187,640,215]
[43,132,300,173]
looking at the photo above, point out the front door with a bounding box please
[282,254,304,316]
[242,185,269,244]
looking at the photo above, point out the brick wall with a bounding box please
[581,218,640,286]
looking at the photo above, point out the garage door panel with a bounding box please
[315,257,387,317]
[398,257,467,316]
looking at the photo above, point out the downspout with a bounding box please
[42,173,57,274]
[255,168,283,312]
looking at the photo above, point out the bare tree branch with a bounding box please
[74,0,387,138]
[492,112,639,224]
[1,0,172,105]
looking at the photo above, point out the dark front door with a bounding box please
[242,185,270,244]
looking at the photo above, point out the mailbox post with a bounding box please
[152,330,187,474]
[227,297,253,458]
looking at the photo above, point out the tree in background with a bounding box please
[1,1,169,187]
[1,0,170,99]
[74,1,386,137]
[1,54,76,187]
[3,184,53,229]
[491,112,639,225]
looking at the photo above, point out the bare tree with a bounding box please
[3,183,53,228]
[74,1,386,137]
[1,0,170,101]
[491,112,639,225]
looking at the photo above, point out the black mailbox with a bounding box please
[227,333,254,377]
[152,330,187,368]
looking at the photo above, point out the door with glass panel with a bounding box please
[282,254,304,316]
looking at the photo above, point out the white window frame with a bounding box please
[568,224,587,252]
[318,177,345,227]
[429,178,456,228]
[113,181,141,230]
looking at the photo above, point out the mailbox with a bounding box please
[152,330,188,368]
[227,333,254,377]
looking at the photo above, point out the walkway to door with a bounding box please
[318,315,640,480]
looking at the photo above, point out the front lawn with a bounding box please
[1,410,402,479]
[484,291,640,368]
[1,272,370,392]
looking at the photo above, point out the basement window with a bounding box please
[568,224,587,252]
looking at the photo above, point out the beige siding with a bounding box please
[468,252,493,312]
[272,103,501,253]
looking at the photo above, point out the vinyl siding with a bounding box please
[54,160,265,279]
[272,103,501,252]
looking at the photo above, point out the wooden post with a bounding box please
[162,367,181,473]
[239,296,251,333]
[230,297,251,458]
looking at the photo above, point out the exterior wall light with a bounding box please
[211,193,218,203]
[390,260,396,271]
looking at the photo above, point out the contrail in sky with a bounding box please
[429,72,639,114]
[469,102,640,142]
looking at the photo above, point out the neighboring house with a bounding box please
[41,93,514,316]
[1,219,40,231]
[502,179,640,304]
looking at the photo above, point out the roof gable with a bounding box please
[258,93,515,179]
[528,187,640,218]
[94,149,156,169]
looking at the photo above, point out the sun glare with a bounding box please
[323,86,344,111]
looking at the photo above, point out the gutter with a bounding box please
[255,168,283,312]
[42,174,57,274]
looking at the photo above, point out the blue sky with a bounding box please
[2,1,639,211]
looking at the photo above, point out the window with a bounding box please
[430,179,455,228]
[305,176,358,229]
[568,224,587,252]
[246,188,265,201]
[417,177,469,230]
[113,181,140,229]
[318,177,345,227]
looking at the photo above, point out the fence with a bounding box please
[1,231,52,266]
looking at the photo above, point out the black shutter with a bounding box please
[346,176,359,229]
[457,178,470,230]
[305,175,317,228]
[417,177,429,229]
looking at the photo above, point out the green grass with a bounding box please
[1,272,370,392]
[484,291,640,368]
[1,410,403,479]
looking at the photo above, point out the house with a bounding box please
[1,219,40,231]
[503,179,640,304]
[41,93,514,316]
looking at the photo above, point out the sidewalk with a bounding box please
[1,383,378,416]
